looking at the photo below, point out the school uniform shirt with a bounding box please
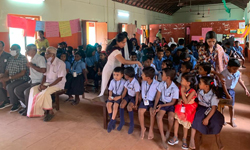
[153,56,166,71]
[219,69,240,89]
[164,55,173,61]
[172,45,184,55]
[65,61,71,71]
[124,64,139,75]
[95,52,100,62]
[44,57,66,89]
[0,51,11,74]
[141,79,159,101]
[157,81,179,103]
[135,50,143,62]
[85,56,96,67]
[197,89,219,107]
[30,54,46,84]
[124,78,140,97]
[70,60,86,74]
[233,46,243,54]
[108,79,126,95]
[67,55,74,64]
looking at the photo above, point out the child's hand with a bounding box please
[108,96,112,100]
[113,96,120,101]
[181,86,185,93]
[133,105,138,110]
[245,90,250,97]
[156,105,162,113]
[202,118,209,126]
[226,95,232,100]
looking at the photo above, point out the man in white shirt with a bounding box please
[27,46,66,122]
[15,44,46,116]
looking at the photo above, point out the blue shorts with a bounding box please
[107,94,121,104]
[139,100,154,110]
[123,95,135,104]
[158,101,175,112]
[219,87,235,106]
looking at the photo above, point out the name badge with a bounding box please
[181,106,185,113]
[204,107,212,116]
[166,93,171,97]
[144,99,149,106]
[4,59,7,62]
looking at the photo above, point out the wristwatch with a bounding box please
[9,76,12,80]
[110,96,114,100]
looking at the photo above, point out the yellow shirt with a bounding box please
[35,39,49,54]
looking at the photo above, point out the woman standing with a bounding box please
[198,31,228,73]
[35,31,49,54]
[99,33,143,96]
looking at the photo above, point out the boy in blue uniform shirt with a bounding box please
[154,68,179,149]
[164,48,173,61]
[124,52,139,77]
[180,52,196,69]
[220,58,250,127]
[138,67,160,139]
[233,41,245,68]
[118,67,140,134]
[106,67,126,133]
[153,50,165,72]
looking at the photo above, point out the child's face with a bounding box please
[113,72,123,81]
[99,53,106,60]
[143,59,151,67]
[198,66,207,76]
[235,42,239,47]
[163,47,167,51]
[141,72,150,81]
[198,79,207,90]
[165,50,171,57]
[97,47,102,52]
[60,54,66,61]
[181,77,190,87]
[161,63,167,69]
[171,46,176,51]
[74,54,81,61]
[124,74,130,80]
[131,55,137,61]
[180,65,189,73]
[183,57,190,62]
[227,66,239,74]
[157,52,164,59]
[177,51,182,56]
[161,71,168,81]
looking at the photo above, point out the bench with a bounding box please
[52,89,67,111]
[218,98,233,113]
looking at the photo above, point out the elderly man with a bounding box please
[15,44,46,116]
[27,46,66,122]
[0,44,30,111]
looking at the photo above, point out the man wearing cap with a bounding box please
[199,37,204,44]
[27,46,66,122]
[15,44,46,116]
[0,44,30,111]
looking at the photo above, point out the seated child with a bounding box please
[219,58,250,127]
[118,67,140,134]
[190,76,224,150]
[173,49,184,73]
[176,61,193,85]
[60,53,71,74]
[154,68,179,149]
[153,49,165,72]
[158,59,173,82]
[168,73,198,150]
[124,52,139,77]
[233,41,245,68]
[180,52,197,69]
[85,45,97,79]
[94,52,107,89]
[164,48,173,61]
[65,52,88,105]
[106,67,126,133]
[138,56,158,80]
[195,62,217,87]
[138,67,160,139]
[135,46,143,62]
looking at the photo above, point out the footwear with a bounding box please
[242,66,246,68]
[107,119,115,133]
[0,101,7,109]
[168,136,179,145]
[4,102,12,108]
[21,110,27,116]
[112,120,116,130]
[181,139,188,150]
[19,108,26,114]
[44,114,54,122]
[10,104,21,112]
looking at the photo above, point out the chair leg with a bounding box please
[103,105,108,129]
[55,94,59,111]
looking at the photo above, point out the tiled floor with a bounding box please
[1,63,250,150]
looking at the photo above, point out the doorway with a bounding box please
[141,25,147,44]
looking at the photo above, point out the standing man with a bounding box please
[15,44,46,116]
[0,44,30,111]
[156,29,162,41]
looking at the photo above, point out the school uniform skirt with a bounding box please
[192,105,224,135]
[66,74,85,95]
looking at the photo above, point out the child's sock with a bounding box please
[128,111,134,134]
[112,120,116,130]
[108,113,112,119]
[107,119,115,133]
[117,108,125,131]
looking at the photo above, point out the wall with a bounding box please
[0,0,173,49]
[172,3,244,23]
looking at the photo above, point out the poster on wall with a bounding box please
[234,38,244,44]
[191,36,201,41]
[239,22,245,29]
[237,29,245,34]
[217,34,223,42]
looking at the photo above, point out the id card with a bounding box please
[204,107,212,116]
[144,99,149,106]
[181,106,185,113]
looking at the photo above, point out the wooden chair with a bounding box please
[218,98,233,113]
[52,89,67,111]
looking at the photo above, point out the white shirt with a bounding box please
[108,79,126,95]
[219,69,240,89]
[124,78,140,97]
[44,57,66,89]
[141,79,159,101]
[157,81,179,103]
[30,54,46,84]
[197,89,219,107]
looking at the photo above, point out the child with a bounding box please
[176,61,193,84]
[168,73,198,150]
[106,67,126,133]
[164,48,173,61]
[154,68,179,149]
[85,45,97,79]
[65,52,88,105]
[118,67,140,134]
[60,53,71,74]
[66,46,74,64]
[138,67,159,139]
[195,62,212,86]
[94,52,107,89]
[124,52,139,77]
[180,52,197,69]
[135,46,142,62]
[153,49,165,72]
[95,45,102,62]
[219,58,250,127]
[158,59,173,82]
[190,76,224,150]
[233,41,245,68]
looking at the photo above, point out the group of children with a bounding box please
[106,56,249,150]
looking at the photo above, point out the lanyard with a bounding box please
[200,92,214,107]
[144,81,152,99]
[163,82,172,97]
[73,62,79,70]
[127,80,134,90]
[115,80,122,94]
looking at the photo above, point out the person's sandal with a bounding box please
[71,100,80,105]
[168,136,179,145]
[44,114,54,122]
[181,139,188,150]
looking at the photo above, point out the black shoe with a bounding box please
[19,108,26,114]
[21,110,27,116]
[10,104,21,112]
[44,114,54,122]
[0,101,7,109]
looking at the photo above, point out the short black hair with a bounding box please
[170,44,176,48]
[178,39,185,45]
[157,49,164,53]
[225,42,230,46]
[130,52,137,56]
[165,48,171,52]
[61,42,67,46]
[199,62,211,74]
[58,43,63,46]
[163,44,168,48]
[143,67,155,79]
[113,67,124,74]
[234,41,239,44]
[162,59,173,69]
[181,61,193,70]
[0,41,4,47]
[228,58,240,67]
[180,52,190,60]
[60,53,68,59]
[124,67,135,78]
[97,45,102,48]
[163,68,176,81]
[142,56,152,62]
[136,46,140,50]
[74,52,82,57]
